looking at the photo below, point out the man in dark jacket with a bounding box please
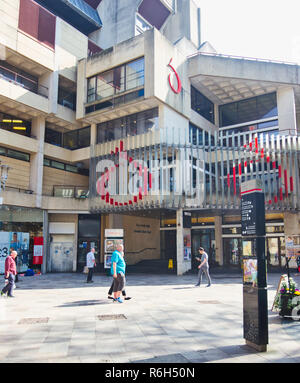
[1,250,17,298]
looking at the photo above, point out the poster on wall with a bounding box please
[243,258,258,286]
[286,236,300,258]
[0,232,30,274]
[183,231,191,261]
[104,229,124,269]
[33,237,43,265]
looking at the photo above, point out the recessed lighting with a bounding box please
[13,126,26,130]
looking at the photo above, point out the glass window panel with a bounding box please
[78,127,90,148]
[126,58,144,91]
[7,149,29,162]
[114,66,125,94]
[191,86,214,123]
[63,130,78,150]
[97,70,114,100]
[219,102,238,127]
[237,98,257,124]
[65,164,78,173]
[45,128,62,147]
[220,93,277,127]
[87,77,96,103]
[256,93,277,119]
[43,158,50,166]
[51,160,65,170]
[0,147,6,156]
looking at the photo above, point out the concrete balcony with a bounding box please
[0,129,39,153]
[42,195,89,211]
[0,76,49,115]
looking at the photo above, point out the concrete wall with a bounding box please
[122,214,161,265]
[55,18,88,83]
[92,0,139,49]
[0,155,30,190]
[42,166,89,196]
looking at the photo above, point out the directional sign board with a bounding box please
[241,179,265,237]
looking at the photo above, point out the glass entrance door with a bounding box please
[192,229,215,269]
[223,238,242,267]
[77,239,100,273]
[266,237,282,267]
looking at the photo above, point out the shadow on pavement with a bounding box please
[56,299,111,307]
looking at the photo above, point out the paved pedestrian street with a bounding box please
[0,272,299,363]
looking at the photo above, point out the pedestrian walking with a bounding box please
[86,247,96,283]
[1,250,17,298]
[195,247,211,287]
[107,280,131,300]
[111,244,126,303]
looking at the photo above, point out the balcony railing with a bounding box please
[0,64,48,98]
[53,185,89,199]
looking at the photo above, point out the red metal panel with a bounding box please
[18,0,39,40]
[38,7,56,49]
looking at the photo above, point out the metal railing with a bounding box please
[187,51,298,66]
[53,185,89,199]
[89,128,300,213]
[0,64,48,98]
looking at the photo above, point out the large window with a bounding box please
[219,92,277,127]
[0,146,30,162]
[191,86,215,123]
[44,157,88,175]
[0,113,31,137]
[87,57,144,104]
[97,108,158,143]
[45,126,90,150]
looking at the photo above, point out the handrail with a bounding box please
[187,51,298,66]
[0,64,49,98]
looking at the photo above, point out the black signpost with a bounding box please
[241,179,268,352]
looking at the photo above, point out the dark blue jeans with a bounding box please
[87,267,94,282]
[2,273,15,296]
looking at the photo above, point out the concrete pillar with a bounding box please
[90,123,97,146]
[176,209,192,275]
[214,215,223,266]
[277,87,297,135]
[30,116,45,207]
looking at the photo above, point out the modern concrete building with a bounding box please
[0,0,300,276]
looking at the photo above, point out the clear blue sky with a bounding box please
[199,0,300,63]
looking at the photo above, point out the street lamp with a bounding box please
[0,162,10,205]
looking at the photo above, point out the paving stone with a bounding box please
[0,272,298,363]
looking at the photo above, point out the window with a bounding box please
[58,88,76,110]
[45,127,90,150]
[126,58,144,91]
[64,127,90,150]
[45,128,62,146]
[219,93,278,127]
[0,147,30,162]
[97,108,158,143]
[43,157,89,175]
[97,70,114,100]
[87,57,144,104]
[191,86,215,123]
[0,113,31,137]
[51,160,65,170]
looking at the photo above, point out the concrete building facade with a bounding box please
[0,0,300,276]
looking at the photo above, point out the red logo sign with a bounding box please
[168,58,182,94]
